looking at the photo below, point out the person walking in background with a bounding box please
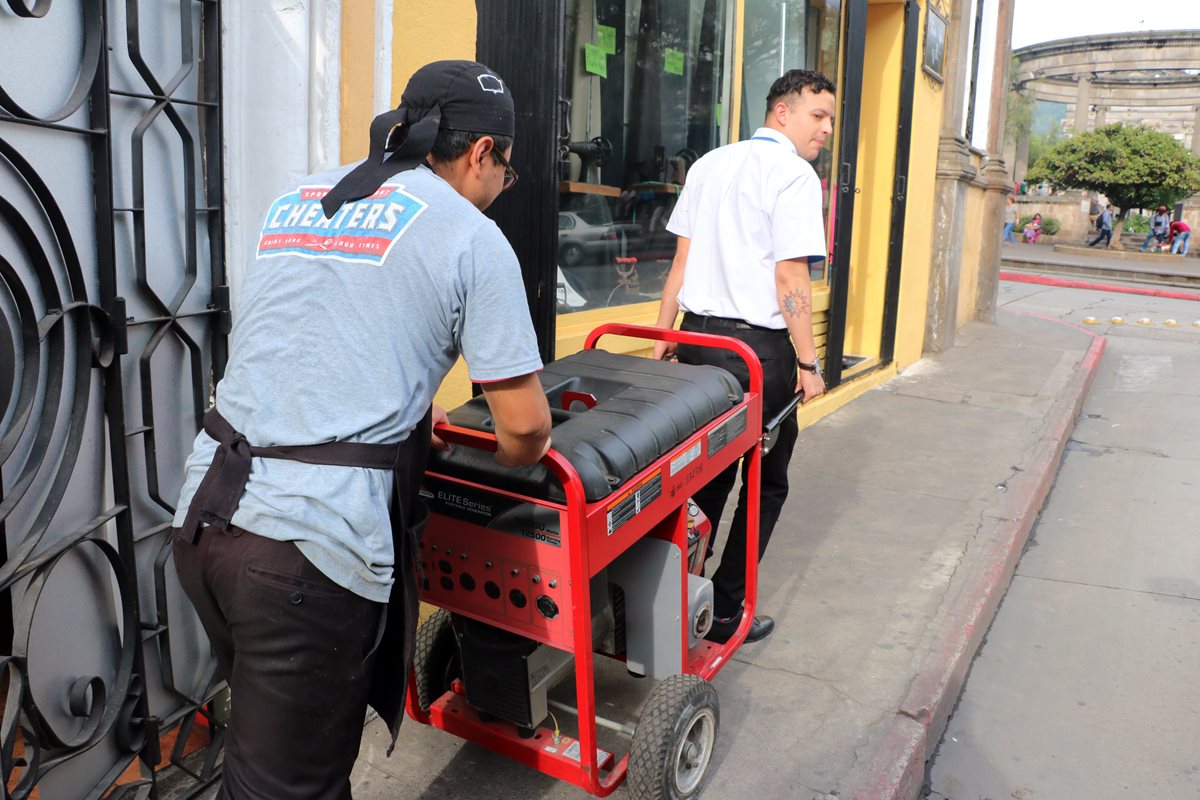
[1088,204,1113,248]
[1168,217,1191,255]
[1002,196,1018,244]
[1140,206,1171,251]
[1022,213,1042,244]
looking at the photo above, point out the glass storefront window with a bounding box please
[740,0,842,282]
[558,0,734,315]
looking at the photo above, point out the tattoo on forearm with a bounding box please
[783,289,811,318]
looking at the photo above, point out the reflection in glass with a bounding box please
[558,0,733,314]
[740,0,842,281]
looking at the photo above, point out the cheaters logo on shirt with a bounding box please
[256,184,427,265]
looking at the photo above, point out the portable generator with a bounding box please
[406,323,776,800]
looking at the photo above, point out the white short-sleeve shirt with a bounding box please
[666,127,827,329]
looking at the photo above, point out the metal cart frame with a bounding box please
[405,323,766,796]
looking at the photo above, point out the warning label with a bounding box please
[605,469,662,536]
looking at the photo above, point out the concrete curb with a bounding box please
[1000,260,1200,290]
[837,314,1106,800]
[1000,271,1200,302]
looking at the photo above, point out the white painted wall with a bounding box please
[969,0,999,150]
[959,0,1000,151]
[221,1,342,306]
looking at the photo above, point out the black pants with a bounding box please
[1088,230,1111,247]
[677,314,800,620]
[173,526,385,799]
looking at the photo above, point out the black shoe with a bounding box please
[705,615,775,644]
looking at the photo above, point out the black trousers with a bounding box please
[1088,230,1112,247]
[677,314,800,620]
[173,526,385,800]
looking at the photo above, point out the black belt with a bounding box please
[682,312,787,335]
[180,408,409,543]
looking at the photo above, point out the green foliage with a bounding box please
[1006,58,1033,143]
[1026,124,1200,212]
[1026,127,1062,172]
[1124,214,1150,234]
[1018,214,1060,236]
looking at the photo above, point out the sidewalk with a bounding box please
[344,310,1101,800]
[1001,242,1200,288]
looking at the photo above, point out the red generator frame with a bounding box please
[405,323,766,797]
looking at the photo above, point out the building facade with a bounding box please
[0,1,1010,795]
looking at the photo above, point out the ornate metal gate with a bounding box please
[1,2,226,797]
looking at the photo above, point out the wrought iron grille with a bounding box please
[1,2,227,797]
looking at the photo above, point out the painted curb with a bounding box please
[1000,270,1200,302]
[837,315,1106,800]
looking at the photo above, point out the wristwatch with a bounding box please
[797,356,823,377]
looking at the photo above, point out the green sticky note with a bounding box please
[597,24,617,54]
[664,48,685,76]
[584,43,607,78]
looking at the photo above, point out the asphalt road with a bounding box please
[926,277,1200,800]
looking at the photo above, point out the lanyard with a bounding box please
[751,135,781,143]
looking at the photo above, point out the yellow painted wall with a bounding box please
[391,0,478,106]
[889,0,944,370]
[341,1,478,164]
[339,0,377,163]
[844,2,904,360]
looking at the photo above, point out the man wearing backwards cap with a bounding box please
[172,60,551,799]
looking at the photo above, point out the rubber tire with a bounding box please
[413,608,461,712]
[628,674,720,800]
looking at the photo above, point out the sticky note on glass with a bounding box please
[584,43,607,78]
[597,24,617,54]
[664,48,685,76]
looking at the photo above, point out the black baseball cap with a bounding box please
[322,60,514,218]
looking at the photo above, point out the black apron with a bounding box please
[180,407,432,752]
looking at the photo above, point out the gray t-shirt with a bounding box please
[173,164,543,602]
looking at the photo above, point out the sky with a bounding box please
[1012,1,1200,49]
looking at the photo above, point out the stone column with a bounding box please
[1094,105,1107,127]
[1014,128,1030,185]
[975,0,1016,325]
[1192,106,1200,155]
[1003,136,1018,178]
[1073,76,1091,133]
[923,0,978,353]
[926,137,977,353]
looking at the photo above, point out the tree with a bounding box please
[1005,58,1033,145]
[1026,126,1062,173]
[1026,124,1200,245]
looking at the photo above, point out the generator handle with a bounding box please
[583,322,764,402]
[762,391,804,456]
[426,423,588,510]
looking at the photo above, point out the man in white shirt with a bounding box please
[652,69,835,644]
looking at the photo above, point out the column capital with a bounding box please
[981,157,1013,192]
[936,134,977,182]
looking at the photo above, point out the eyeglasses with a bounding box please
[491,148,518,192]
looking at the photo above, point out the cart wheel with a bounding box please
[413,609,461,712]
[628,674,719,800]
